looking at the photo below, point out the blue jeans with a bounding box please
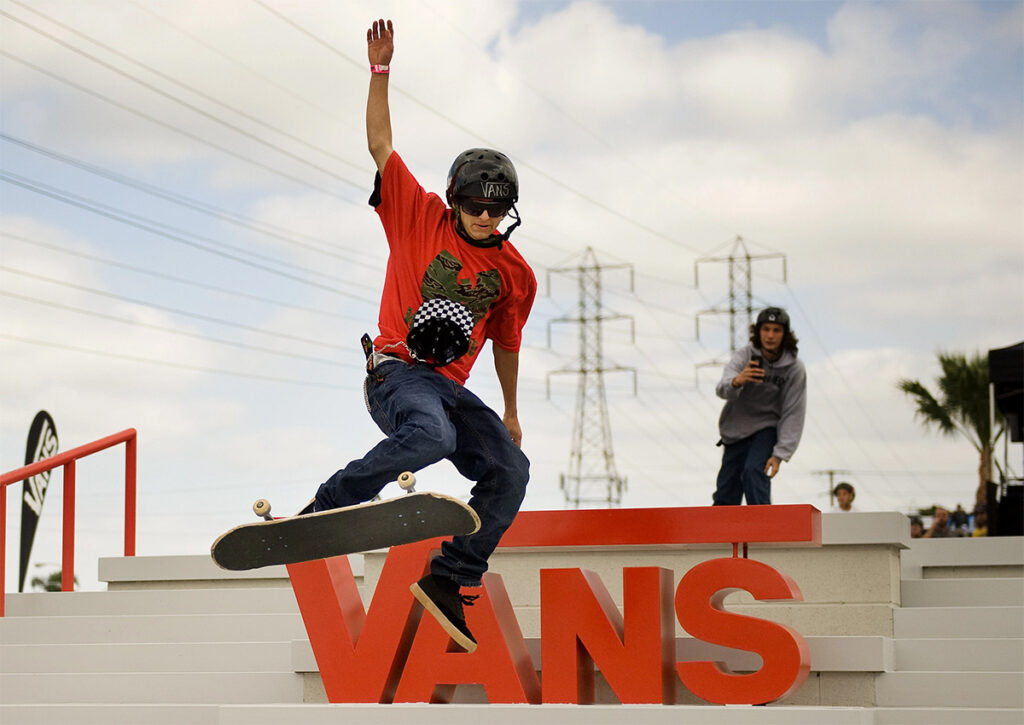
[712,427,777,505]
[315,360,530,587]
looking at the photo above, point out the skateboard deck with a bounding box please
[211,490,480,571]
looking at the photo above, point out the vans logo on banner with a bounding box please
[23,417,58,516]
[287,506,820,706]
[20,410,59,592]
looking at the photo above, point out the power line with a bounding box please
[0,6,368,186]
[1,133,383,274]
[0,171,380,304]
[5,6,594,307]
[0,289,347,367]
[128,0,363,137]
[0,265,354,353]
[0,231,363,322]
[424,8,742,248]
[0,334,350,389]
[0,50,354,202]
[250,1,704,254]
[781,280,925,492]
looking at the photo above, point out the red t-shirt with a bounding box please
[371,152,536,385]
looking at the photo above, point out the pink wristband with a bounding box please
[370,64,390,74]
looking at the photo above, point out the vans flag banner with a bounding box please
[19,410,58,592]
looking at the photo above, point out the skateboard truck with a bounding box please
[249,471,416,523]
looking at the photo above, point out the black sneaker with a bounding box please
[410,574,478,653]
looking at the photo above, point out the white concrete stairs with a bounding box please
[0,557,310,722]
[870,537,1024,721]
[1,539,1022,724]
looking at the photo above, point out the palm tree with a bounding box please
[898,351,1005,506]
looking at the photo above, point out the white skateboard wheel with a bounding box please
[253,499,272,520]
[397,471,416,491]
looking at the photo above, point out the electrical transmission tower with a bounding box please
[694,236,786,372]
[547,247,636,507]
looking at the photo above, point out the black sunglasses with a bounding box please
[458,197,510,218]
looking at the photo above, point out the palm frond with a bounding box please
[936,350,991,446]
[897,378,957,435]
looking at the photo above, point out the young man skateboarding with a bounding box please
[712,307,806,505]
[311,19,537,653]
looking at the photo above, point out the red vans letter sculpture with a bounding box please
[287,505,819,705]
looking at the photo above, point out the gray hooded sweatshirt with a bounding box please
[715,343,807,461]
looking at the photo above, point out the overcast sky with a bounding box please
[2,0,1021,591]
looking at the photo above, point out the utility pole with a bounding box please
[547,247,636,507]
[812,469,853,508]
[694,236,786,374]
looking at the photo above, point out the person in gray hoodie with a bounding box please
[713,307,807,505]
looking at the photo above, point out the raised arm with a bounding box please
[366,18,394,174]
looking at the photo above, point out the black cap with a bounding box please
[756,307,790,330]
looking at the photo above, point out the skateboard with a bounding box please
[211,472,480,571]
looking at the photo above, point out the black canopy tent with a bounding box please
[988,341,1023,536]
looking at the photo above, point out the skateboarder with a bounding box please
[712,307,807,505]
[311,19,537,653]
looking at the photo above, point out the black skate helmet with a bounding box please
[446,148,522,248]
[446,148,518,205]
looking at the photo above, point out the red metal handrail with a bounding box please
[0,428,137,616]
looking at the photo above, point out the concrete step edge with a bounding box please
[901,578,1024,607]
[893,605,1024,638]
[893,638,1024,672]
[875,671,1024,708]
[0,671,304,705]
[2,587,306,617]
[97,553,365,587]
[872,707,1024,725]
[0,641,294,674]
[0,703,908,725]
[0,612,307,645]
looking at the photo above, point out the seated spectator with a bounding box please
[923,506,962,537]
[951,504,969,532]
[971,505,988,537]
[829,482,858,512]
[909,516,924,538]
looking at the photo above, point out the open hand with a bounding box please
[367,18,394,66]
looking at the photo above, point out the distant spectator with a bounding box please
[829,482,858,513]
[951,504,969,532]
[923,506,962,538]
[909,516,924,538]
[971,505,988,537]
